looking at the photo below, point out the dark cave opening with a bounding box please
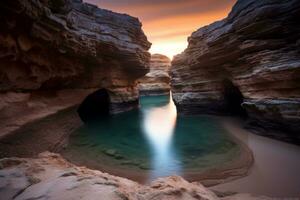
[222,79,248,118]
[77,89,110,123]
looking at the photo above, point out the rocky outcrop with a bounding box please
[138,54,171,96]
[0,0,151,137]
[0,152,270,200]
[171,0,300,143]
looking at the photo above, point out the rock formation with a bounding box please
[0,152,270,200]
[171,0,300,143]
[0,0,151,138]
[138,54,171,96]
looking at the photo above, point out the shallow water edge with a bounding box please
[61,95,254,186]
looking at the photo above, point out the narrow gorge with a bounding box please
[0,0,300,199]
[138,54,171,96]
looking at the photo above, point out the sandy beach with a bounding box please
[212,118,300,198]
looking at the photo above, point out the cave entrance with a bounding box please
[222,79,247,117]
[77,89,110,123]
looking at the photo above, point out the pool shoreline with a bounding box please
[60,98,254,187]
[0,98,254,188]
[1,98,299,197]
[60,121,254,186]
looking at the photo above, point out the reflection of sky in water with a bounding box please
[142,94,181,178]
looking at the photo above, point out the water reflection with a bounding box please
[142,94,181,179]
[62,94,240,183]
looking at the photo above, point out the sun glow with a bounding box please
[149,41,187,60]
[146,10,233,58]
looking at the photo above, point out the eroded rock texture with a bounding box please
[0,152,270,200]
[138,54,171,96]
[171,0,300,143]
[0,0,151,137]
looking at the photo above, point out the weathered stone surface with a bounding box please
[0,152,269,200]
[0,0,151,137]
[171,0,300,143]
[138,54,171,96]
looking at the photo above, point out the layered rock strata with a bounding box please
[0,0,151,137]
[0,152,270,200]
[138,54,171,96]
[171,0,300,143]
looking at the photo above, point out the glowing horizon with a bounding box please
[84,0,236,59]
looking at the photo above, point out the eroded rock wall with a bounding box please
[138,54,171,96]
[171,0,300,142]
[0,0,151,137]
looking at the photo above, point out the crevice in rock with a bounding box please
[222,79,247,118]
[12,182,33,200]
[77,88,110,123]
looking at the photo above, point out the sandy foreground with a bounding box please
[0,152,272,200]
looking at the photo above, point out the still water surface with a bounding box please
[62,95,240,182]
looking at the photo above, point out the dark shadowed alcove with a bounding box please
[77,89,110,123]
[222,79,247,117]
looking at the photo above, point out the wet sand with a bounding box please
[183,131,253,187]
[0,106,82,158]
[212,118,300,198]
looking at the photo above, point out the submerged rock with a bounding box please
[103,149,124,160]
[138,54,171,96]
[171,0,300,143]
[0,0,151,137]
[0,152,270,200]
[138,163,152,170]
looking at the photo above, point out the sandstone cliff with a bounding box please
[171,0,300,143]
[0,152,270,200]
[0,0,151,138]
[138,54,171,96]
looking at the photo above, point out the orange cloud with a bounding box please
[145,10,232,58]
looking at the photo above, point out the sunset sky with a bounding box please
[85,0,236,58]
